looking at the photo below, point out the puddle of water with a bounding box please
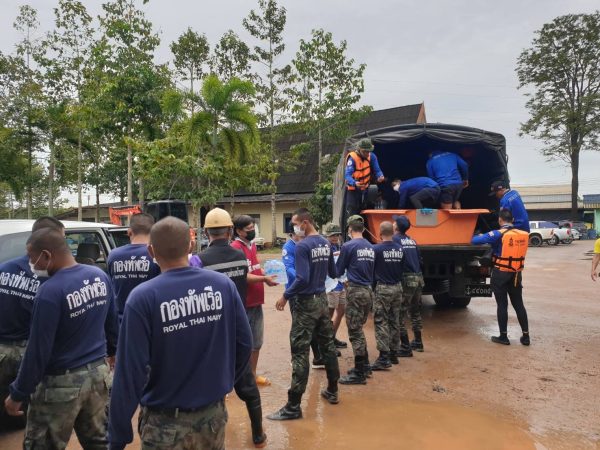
[225,388,537,450]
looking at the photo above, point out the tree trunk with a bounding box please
[570,148,580,221]
[127,142,133,206]
[270,179,277,244]
[27,144,32,220]
[48,140,55,216]
[139,177,145,208]
[77,132,83,221]
[230,188,235,215]
[190,203,201,229]
[317,125,323,183]
[95,184,100,223]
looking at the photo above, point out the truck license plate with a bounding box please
[465,284,493,297]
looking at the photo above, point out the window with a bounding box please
[0,232,30,264]
[65,231,109,271]
[283,214,293,235]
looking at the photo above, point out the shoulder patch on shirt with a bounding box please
[347,160,353,166]
[488,231,495,236]
[282,249,288,257]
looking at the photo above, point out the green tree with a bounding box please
[517,12,600,220]
[291,29,366,183]
[139,75,260,227]
[170,28,210,114]
[12,5,46,219]
[244,0,298,243]
[212,30,252,82]
[41,0,94,218]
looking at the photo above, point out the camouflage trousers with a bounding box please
[0,341,27,430]
[345,284,374,358]
[373,283,403,353]
[289,294,340,398]
[397,273,425,338]
[138,400,227,450]
[24,360,110,450]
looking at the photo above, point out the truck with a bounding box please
[332,123,510,307]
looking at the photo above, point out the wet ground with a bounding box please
[1,240,599,449]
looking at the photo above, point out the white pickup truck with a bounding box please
[528,221,572,246]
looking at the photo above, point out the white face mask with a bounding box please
[293,225,305,237]
[29,252,50,278]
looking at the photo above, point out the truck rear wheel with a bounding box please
[528,234,542,247]
[433,293,471,308]
[550,235,560,246]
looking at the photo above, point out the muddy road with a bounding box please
[1,240,599,449]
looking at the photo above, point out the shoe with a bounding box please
[370,353,392,371]
[255,375,271,386]
[339,370,367,385]
[267,404,302,421]
[334,338,348,348]
[336,349,342,357]
[253,435,267,448]
[520,334,530,346]
[320,388,339,404]
[396,347,413,358]
[389,352,399,365]
[491,335,510,345]
[311,358,325,369]
[410,339,424,352]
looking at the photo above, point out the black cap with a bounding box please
[489,180,508,196]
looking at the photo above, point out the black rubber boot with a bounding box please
[267,393,302,420]
[247,404,267,447]
[491,333,510,345]
[371,351,392,371]
[520,333,530,346]
[340,356,367,385]
[364,351,373,377]
[320,388,339,404]
[334,337,348,348]
[398,333,414,357]
[389,351,399,365]
[410,330,424,352]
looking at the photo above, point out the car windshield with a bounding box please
[0,231,30,263]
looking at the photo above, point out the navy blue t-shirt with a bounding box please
[284,235,336,300]
[108,267,252,448]
[10,264,118,401]
[373,240,404,284]
[393,233,421,274]
[336,238,375,285]
[107,244,160,318]
[0,256,47,341]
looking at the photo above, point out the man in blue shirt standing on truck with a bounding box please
[108,216,253,449]
[489,181,530,232]
[5,227,118,449]
[336,215,376,385]
[426,150,469,209]
[269,208,340,421]
[345,138,385,217]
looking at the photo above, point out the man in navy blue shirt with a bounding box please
[268,208,340,421]
[372,222,404,369]
[489,181,530,232]
[336,215,375,385]
[393,177,441,209]
[324,223,348,350]
[426,150,469,209]
[393,216,425,355]
[107,213,160,323]
[0,216,63,431]
[108,217,252,449]
[5,228,118,449]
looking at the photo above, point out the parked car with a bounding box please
[528,221,570,246]
[557,220,587,240]
[0,220,129,269]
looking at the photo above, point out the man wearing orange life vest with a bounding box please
[345,138,385,217]
[472,209,530,346]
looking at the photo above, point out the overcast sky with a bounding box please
[2,0,600,206]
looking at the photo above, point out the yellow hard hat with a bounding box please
[204,208,233,228]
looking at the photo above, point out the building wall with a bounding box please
[225,201,302,243]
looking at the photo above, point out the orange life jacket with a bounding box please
[492,228,529,272]
[346,151,371,191]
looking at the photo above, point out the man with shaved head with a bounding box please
[371,221,404,370]
[0,216,65,431]
[107,213,160,323]
[4,227,118,448]
[109,217,253,450]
